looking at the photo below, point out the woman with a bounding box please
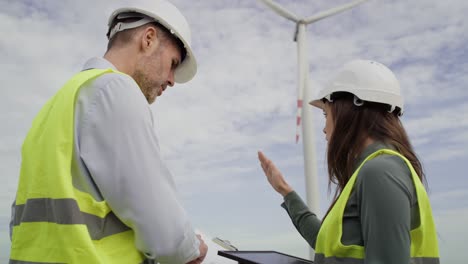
[258,60,439,264]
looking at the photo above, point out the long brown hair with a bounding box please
[324,92,425,216]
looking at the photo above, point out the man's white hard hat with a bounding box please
[309,60,404,115]
[107,0,197,83]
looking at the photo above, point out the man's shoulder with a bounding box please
[79,57,139,94]
[77,69,144,103]
[75,69,147,117]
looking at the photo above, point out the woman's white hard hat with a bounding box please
[107,0,197,83]
[309,60,404,115]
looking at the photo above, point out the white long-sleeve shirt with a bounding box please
[69,57,200,263]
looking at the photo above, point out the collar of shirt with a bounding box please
[82,57,118,71]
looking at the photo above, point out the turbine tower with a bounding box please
[258,0,369,259]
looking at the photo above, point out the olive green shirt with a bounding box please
[281,142,420,263]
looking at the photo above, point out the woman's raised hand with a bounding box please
[258,151,293,197]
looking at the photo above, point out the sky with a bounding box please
[1,0,467,263]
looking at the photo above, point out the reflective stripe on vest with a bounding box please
[12,198,130,240]
[10,69,145,264]
[314,254,440,264]
[314,149,439,264]
[9,259,155,264]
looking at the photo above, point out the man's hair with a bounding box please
[323,92,425,216]
[106,16,186,60]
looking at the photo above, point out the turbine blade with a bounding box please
[303,0,369,24]
[259,0,300,23]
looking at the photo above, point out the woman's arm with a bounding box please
[282,191,322,248]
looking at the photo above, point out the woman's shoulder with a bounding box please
[356,153,416,202]
[361,153,409,174]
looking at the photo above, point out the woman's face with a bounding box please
[322,102,334,142]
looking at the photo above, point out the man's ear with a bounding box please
[140,26,159,55]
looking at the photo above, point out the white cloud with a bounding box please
[404,102,468,161]
[433,207,468,263]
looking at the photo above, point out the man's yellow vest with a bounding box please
[315,149,439,263]
[10,69,145,264]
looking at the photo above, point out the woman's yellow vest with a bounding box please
[314,149,439,264]
[10,69,145,264]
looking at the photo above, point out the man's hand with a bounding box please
[186,234,208,264]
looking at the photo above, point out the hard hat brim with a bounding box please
[309,99,324,110]
[174,51,197,83]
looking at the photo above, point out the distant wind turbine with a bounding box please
[258,0,369,259]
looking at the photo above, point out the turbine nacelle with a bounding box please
[260,0,369,41]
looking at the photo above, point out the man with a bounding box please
[9,1,207,263]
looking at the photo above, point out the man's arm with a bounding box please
[79,74,200,264]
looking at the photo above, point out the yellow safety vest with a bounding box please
[315,149,439,264]
[10,69,145,264]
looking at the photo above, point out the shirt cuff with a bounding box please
[282,191,302,208]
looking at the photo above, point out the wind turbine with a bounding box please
[258,0,369,259]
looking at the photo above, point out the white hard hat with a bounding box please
[107,0,197,83]
[310,60,404,115]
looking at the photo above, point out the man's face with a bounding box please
[133,36,182,104]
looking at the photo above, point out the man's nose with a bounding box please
[168,70,175,87]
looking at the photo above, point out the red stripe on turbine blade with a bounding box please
[297,100,303,108]
[296,116,301,126]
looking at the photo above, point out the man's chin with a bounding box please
[148,96,157,104]
[144,93,157,104]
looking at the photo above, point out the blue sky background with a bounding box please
[1,0,467,263]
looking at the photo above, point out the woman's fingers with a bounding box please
[258,151,269,174]
[258,151,277,179]
[258,151,267,164]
